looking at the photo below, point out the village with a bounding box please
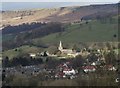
[2,41,120,86]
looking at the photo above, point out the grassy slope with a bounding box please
[3,45,43,59]
[33,20,118,45]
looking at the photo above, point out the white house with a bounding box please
[82,66,96,73]
[91,62,96,66]
[63,68,76,75]
[29,53,36,58]
[106,65,116,71]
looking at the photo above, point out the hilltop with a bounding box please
[1,3,118,27]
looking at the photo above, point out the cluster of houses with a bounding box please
[4,65,45,77]
[29,41,116,61]
[55,62,78,79]
[2,41,119,83]
[29,41,92,58]
[82,64,117,73]
[3,61,118,81]
[27,41,118,78]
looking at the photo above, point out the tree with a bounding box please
[106,42,112,50]
[2,56,10,67]
[47,46,58,54]
[87,53,98,63]
[72,55,85,68]
[104,51,116,65]
[72,44,78,51]
[113,34,117,39]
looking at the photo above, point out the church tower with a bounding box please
[58,41,63,51]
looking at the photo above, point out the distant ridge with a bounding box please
[1,3,119,27]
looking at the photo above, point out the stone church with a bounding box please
[58,41,79,57]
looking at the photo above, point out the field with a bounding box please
[33,19,118,45]
[3,45,43,59]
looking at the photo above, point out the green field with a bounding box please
[33,20,118,45]
[3,45,43,59]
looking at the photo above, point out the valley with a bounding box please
[1,3,120,87]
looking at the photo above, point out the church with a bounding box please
[58,41,80,57]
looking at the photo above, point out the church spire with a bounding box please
[58,41,63,50]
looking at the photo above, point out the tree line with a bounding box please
[2,22,46,34]
[2,22,64,50]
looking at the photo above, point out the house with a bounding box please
[82,66,96,73]
[105,65,116,71]
[55,72,65,78]
[55,62,77,79]
[63,68,76,75]
[29,53,36,58]
[67,53,80,58]
[40,51,50,56]
[91,62,96,66]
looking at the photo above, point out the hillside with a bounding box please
[33,18,118,44]
[2,16,118,49]
[2,45,44,59]
[2,3,119,59]
[1,3,118,27]
[2,17,119,59]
